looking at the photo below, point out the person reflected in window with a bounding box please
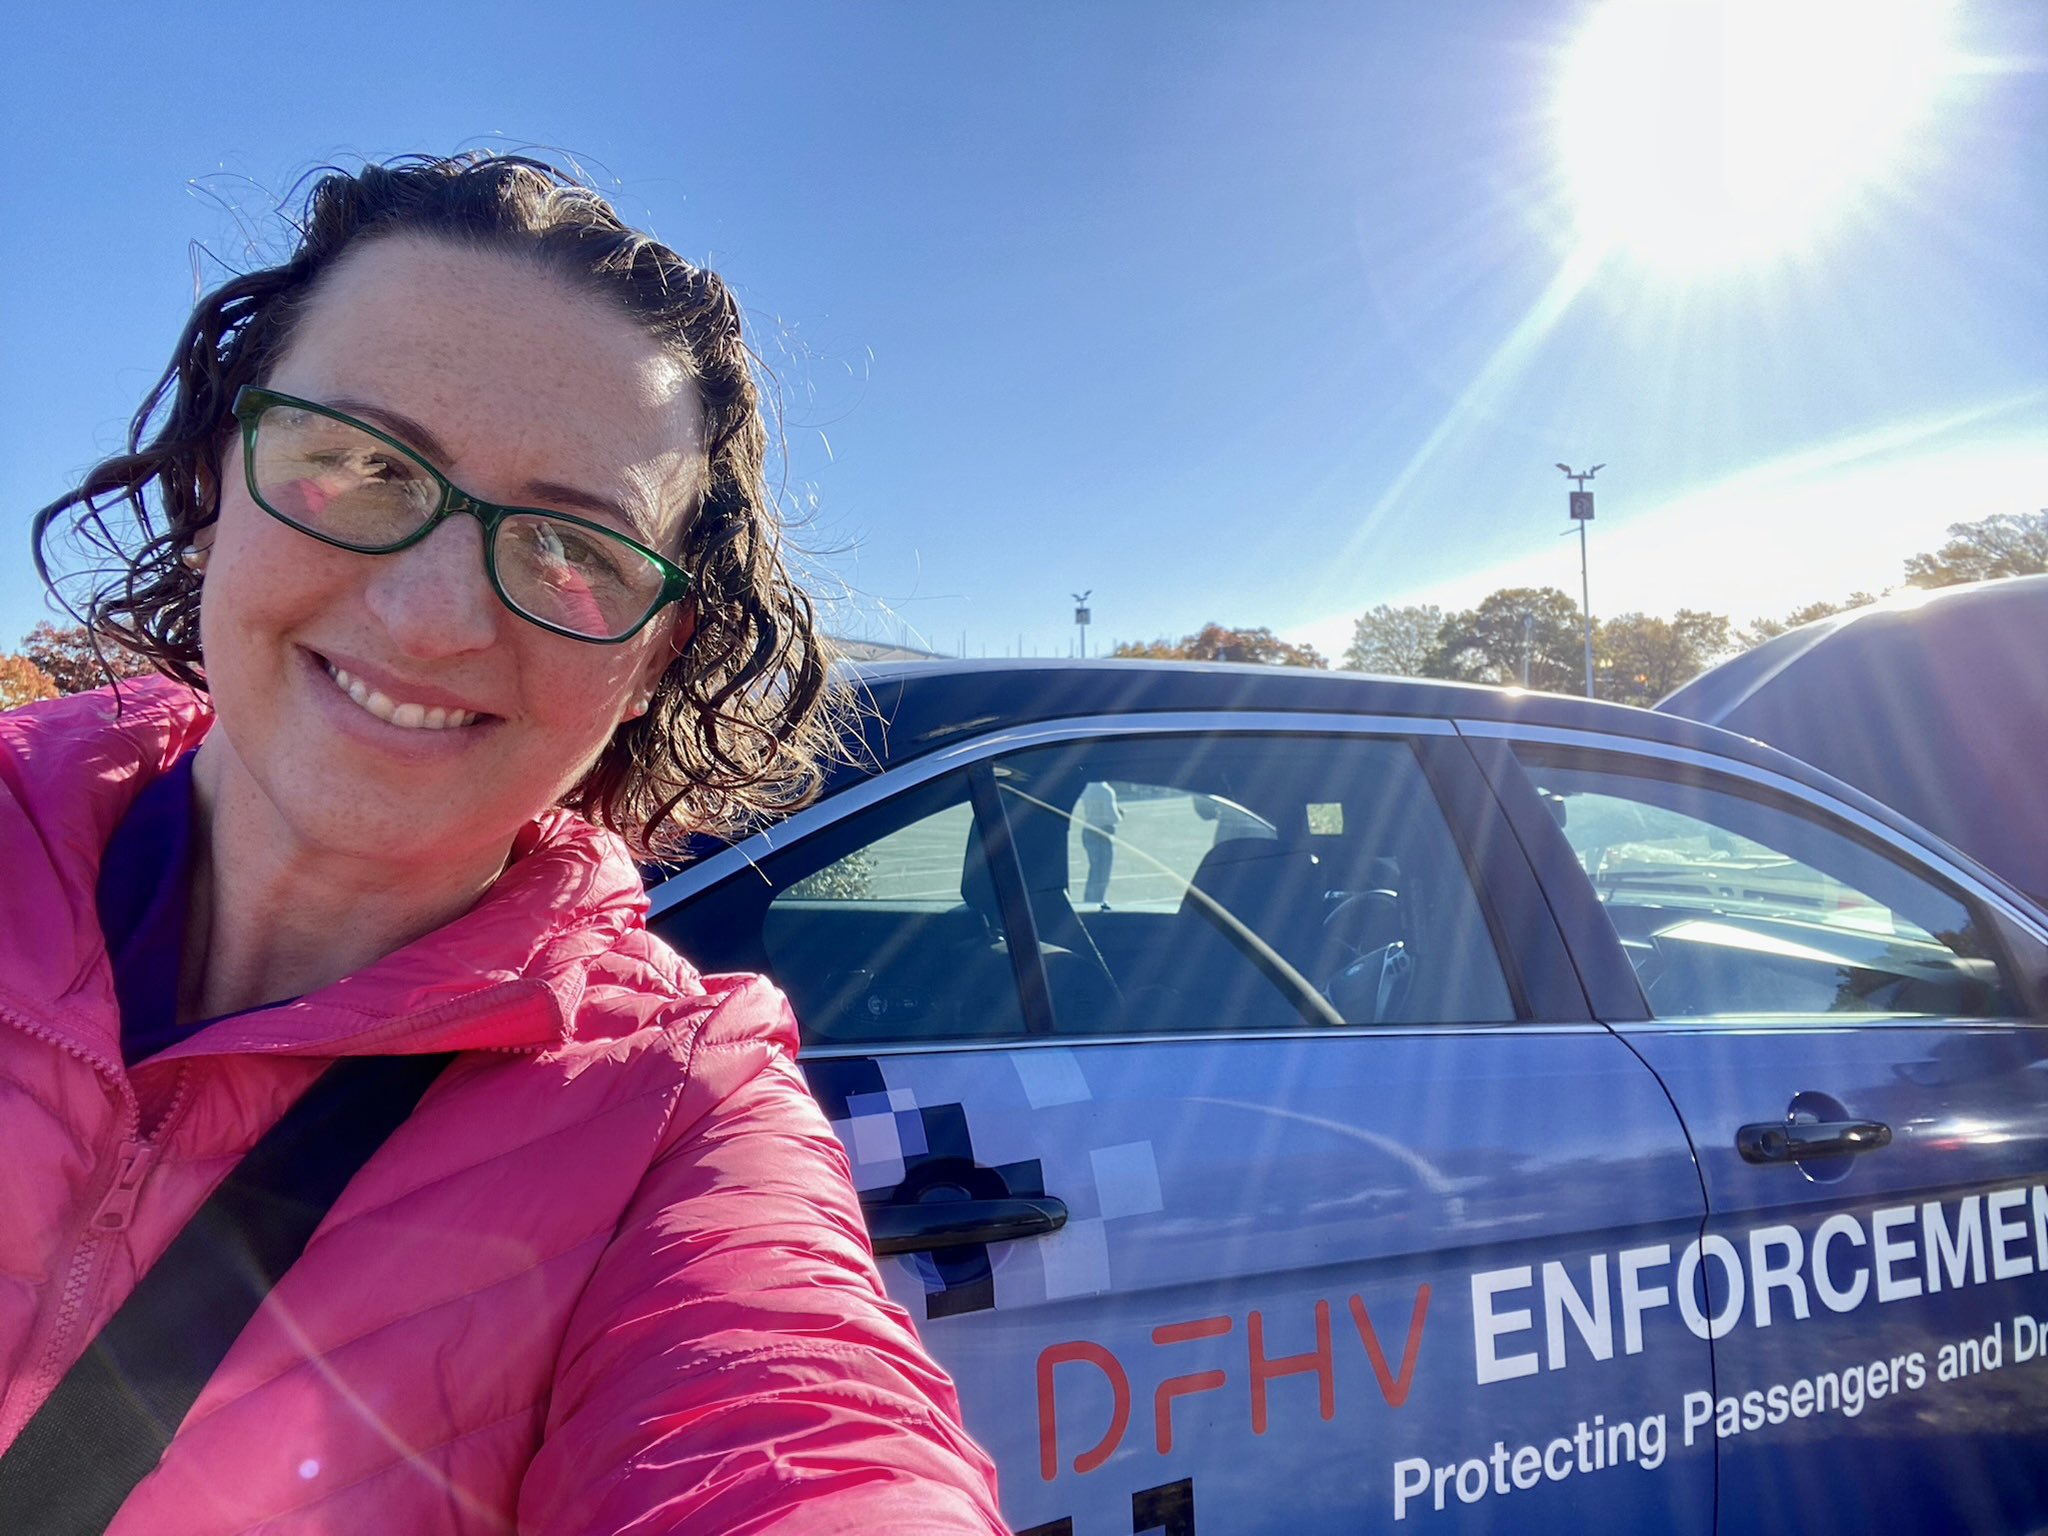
[1079,779,1122,906]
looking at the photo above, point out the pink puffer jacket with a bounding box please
[0,681,1007,1534]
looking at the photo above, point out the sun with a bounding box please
[1555,0,1957,271]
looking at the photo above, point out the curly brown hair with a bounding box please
[32,152,837,855]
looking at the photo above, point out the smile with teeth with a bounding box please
[324,663,481,731]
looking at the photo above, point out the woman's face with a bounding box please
[195,236,703,877]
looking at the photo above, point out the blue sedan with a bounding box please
[649,659,2048,1535]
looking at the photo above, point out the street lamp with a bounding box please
[1556,463,1603,698]
[1072,591,1092,659]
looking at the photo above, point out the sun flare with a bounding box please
[1555,0,1957,271]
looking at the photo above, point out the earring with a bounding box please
[178,544,209,574]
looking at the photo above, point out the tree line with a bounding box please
[0,621,155,710]
[1111,509,2046,705]
[5,510,2044,710]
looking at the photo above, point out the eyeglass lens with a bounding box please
[249,401,669,639]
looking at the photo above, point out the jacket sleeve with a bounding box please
[517,975,1010,1536]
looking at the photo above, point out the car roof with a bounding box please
[1658,575,2048,903]
[1660,574,2048,721]
[646,656,2032,914]
[830,657,1858,799]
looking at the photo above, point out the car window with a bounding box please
[1066,781,1274,910]
[656,731,1520,1047]
[753,771,1028,1046]
[1521,758,2021,1020]
[998,733,1516,1033]
[784,798,977,904]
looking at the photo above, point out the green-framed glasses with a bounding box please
[230,386,693,644]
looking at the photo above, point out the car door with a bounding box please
[1470,724,2048,1535]
[652,714,1715,1535]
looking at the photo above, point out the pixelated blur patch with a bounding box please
[839,1092,934,1181]
[847,1103,904,1164]
[805,1061,1048,1322]
[802,1056,886,1121]
[1017,1478,1196,1536]
[1011,1047,1091,1107]
[1088,1140,1164,1219]
[1037,1215,1110,1300]
[1133,1477,1196,1535]
[907,1133,1047,1320]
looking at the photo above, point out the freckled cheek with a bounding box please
[204,524,367,659]
[562,670,645,732]
[214,486,354,586]
[517,641,649,732]
[210,557,348,671]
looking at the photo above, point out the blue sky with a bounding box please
[4,1,2042,661]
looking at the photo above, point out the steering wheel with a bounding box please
[1317,890,1403,977]
[1317,890,1413,1022]
[1325,941,1415,1023]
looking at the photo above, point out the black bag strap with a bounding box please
[0,1051,455,1535]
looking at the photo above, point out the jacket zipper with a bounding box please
[91,1140,153,1232]
[0,975,546,1444]
[37,1064,193,1371]
[0,1003,191,1446]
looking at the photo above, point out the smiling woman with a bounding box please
[1554,0,1958,271]
[0,154,1007,1534]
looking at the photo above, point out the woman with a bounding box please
[1,154,1007,1534]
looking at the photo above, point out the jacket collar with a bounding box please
[0,678,654,1068]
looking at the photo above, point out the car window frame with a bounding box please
[650,711,1597,1052]
[968,759,1059,1036]
[661,759,1048,1039]
[1408,732,1587,1021]
[1460,720,2048,1027]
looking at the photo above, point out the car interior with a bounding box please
[732,735,1518,1047]
[1530,767,2019,1021]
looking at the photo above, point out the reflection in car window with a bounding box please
[1524,760,2020,1020]
[1064,783,1275,911]
[759,774,1028,1046]
[660,733,1522,1048]
[1001,734,1515,1033]
[785,799,977,903]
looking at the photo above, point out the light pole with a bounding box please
[1556,463,1603,698]
[1072,591,1092,659]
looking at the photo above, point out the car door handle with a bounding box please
[863,1195,1069,1255]
[1736,1119,1892,1164]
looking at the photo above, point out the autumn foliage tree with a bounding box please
[0,654,60,710]
[19,622,157,695]
[1114,623,1328,668]
[1341,604,1444,676]
[1737,511,2046,645]
[1598,610,1735,705]
[1902,510,2048,589]
[1428,587,1587,691]
[1136,510,2040,701]
[1732,596,1879,649]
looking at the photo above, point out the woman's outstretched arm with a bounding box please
[518,974,1008,1536]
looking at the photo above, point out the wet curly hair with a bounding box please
[32,152,836,855]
